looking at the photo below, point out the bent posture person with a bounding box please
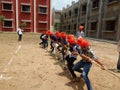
[65,38,82,81]
[73,40,105,90]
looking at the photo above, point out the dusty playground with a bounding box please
[0,32,120,90]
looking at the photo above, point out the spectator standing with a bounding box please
[17,27,23,41]
[76,25,85,38]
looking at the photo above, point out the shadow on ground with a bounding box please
[57,71,85,90]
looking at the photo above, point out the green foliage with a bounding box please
[0,15,5,25]
[54,23,60,30]
[20,21,27,28]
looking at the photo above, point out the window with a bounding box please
[39,7,47,14]
[74,8,78,16]
[92,0,99,8]
[68,25,71,32]
[2,3,12,11]
[64,13,66,18]
[105,20,116,31]
[82,4,87,13]
[3,20,13,28]
[21,5,30,12]
[55,12,61,19]
[39,23,47,30]
[69,11,71,17]
[90,22,97,31]
[108,0,117,3]
[74,24,77,33]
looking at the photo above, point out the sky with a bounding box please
[52,0,78,10]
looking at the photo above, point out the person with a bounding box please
[39,32,45,45]
[56,32,62,52]
[72,40,105,90]
[50,33,57,53]
[76,25,85,38]
[60,32,68,61]
[41,33,48,48]
[17,26,23,41]
[65,38,82,81]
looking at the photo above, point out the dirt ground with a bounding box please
[0,32,120,90]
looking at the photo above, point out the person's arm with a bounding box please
[80,54,105,70]
[71,51,79,55]
[80,54,93,62]
[21,28,24,32]
[94,59,105,70]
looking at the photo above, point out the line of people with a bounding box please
[39,26,105,90]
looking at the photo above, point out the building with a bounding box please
[0,0,51,33]
[52,8,61,31]
[60,0,120,41]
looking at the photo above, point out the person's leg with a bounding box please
[50,41,53,49]
[39,39,43,45]
[43,40,46,48]
[19,35,22,41]
[67,63,76,78]
[51,42,54,53]
[65,56,76,78]
[44,40,47,48]
[72,60,84,73]
[82,62,92,90]
[57,45,60,51]
[21,35,22,41]
[62,53,65,61]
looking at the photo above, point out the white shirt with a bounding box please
[17,28,23,35]
[76,30,84,38]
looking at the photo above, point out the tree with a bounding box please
[54,23,60,31]
[0,15,5,31]
[20,21,27,29]
[0,15,5,24]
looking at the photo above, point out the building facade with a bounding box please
[0,0,51,33]
[52,8,61,31]
[60,0,120,41]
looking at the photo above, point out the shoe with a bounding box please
[114,69,120,73]
[80,74,83,78]
[39,43,41,45]
[72,77,79,82]
[79,69,83,73]
[63,66,67,70]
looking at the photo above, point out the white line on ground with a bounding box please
[0,74,12,80]
[7,45,21,65]
[0,44,21,80]
[15,45,21,54]
[8,55,15,65]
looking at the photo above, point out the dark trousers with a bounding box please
[65,55,76,78]
[18,35,22,41]
[57,45,62,51]
[50,41,54,53]
[43,40,48,48]
[73,60,92,90]
[39,39,44,45]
